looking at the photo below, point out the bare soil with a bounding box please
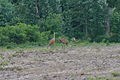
[0,46,120,80]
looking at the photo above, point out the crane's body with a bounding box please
[47,32,69,48]
[71,37,79,43]
[57,38,68,45]
[48,32,56,48]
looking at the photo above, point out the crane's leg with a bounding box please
[61,43,66,49]
[47,44,51,48]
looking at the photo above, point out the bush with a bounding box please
[0,34,9,46]
[93,35,109,42]
[0,23,50,46]
[110,12,120,42]
[38,14,63,35]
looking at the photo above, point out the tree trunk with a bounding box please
[85,19,88,39]
[35,0,40,18]
[105,7,114,37]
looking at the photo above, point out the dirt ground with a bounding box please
[0,45,120,80]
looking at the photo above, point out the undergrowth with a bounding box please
[0,42,120,51]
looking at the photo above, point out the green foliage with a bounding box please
[87,77,94,80]
[110,12,120,42]
[6,43,17,49]
[0,66,22,71]
[0,61,9,66]
[0,0,15,26]
[11,53,21,57]
[0,23,50,46]
[38,31,50,45]
[62,0,106,39]
[111,72,120,77]
[0,0,120,46]
[0,54,4,59]
[87,76,120,80]
[93,35,110,42]
[38,14,63,34]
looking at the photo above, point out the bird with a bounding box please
[47,32,56,48]
[57,38,68,47]
[71,37,79,43]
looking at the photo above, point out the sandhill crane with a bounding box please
[71,37,79,43]
[47,32,56,48]
[57,38,68,48]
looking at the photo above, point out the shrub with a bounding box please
[0,23,50,46]
[110,12,120,42]
[111,72,120,77]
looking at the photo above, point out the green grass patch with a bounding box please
[11,53,21,57]
[0,42,120,52]
[112,56,120,59]
[0,66,22,71]
[111,72,120,77]
[0,61,9,66]
[87,76,120,80]
[87,77,94,80]
[0,54,4,59]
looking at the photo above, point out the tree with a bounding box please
[13,0,56,25]
[105,0,120,37]
[61,0,106,41]
[0,0,15,26]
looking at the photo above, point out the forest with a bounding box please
[1,0,120,80]
[0,0,120,47]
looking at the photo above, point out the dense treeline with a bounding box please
[0,0,120,46]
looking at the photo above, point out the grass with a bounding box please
[0,42,70,52]
[0,66,22,71]
[87,76,120,80]
[115,56,120,59]
[11,53,21,57]
[73,41,120,47]
[0,42,120,52]
[87,77,94,80]
[0,61,9,66]
[111,72,120,77]
[97,76,119,80]
[0,54,4,59]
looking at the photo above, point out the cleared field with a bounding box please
[0,46,120,80]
